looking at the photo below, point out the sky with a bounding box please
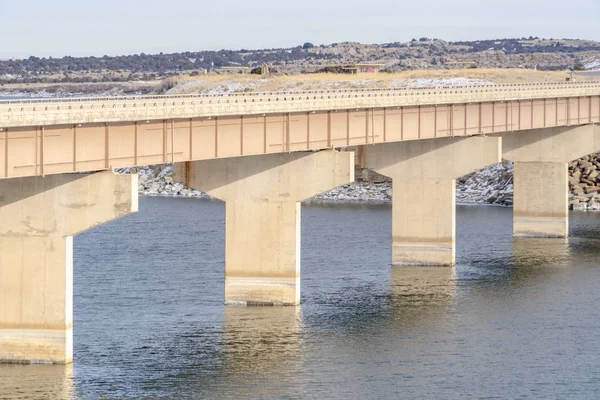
[0,0,599,59]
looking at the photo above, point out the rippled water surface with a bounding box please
[2,197,600,399]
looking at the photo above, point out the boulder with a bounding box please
[585,186,600,194]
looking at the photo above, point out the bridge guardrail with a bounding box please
[1,81,600,127]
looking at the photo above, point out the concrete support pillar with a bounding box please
[175,151,354,306]
[499,124,600,237]
[362,137,502,266]
[513,162,568,237]
[0,171,138,364]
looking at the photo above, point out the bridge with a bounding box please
[1,81,600,364]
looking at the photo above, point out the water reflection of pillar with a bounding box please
[507,238,571,286]
[389,267,457,329]
[0,364,74,400]
[220,307,303,397]
[511,238,570,268]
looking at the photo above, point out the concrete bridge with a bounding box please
[1,82,600,364]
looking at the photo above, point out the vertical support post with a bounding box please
[4,128,8,178]
[364,109,368,144]
[263,115,267,154]
[450,105,454,137]
[510,101,514,131]
[478,102,482,133]
[327,111,332,148]
[401,107,404,140]
[171,119,175,163]
[464,103,467,135]
[134,121,139,165]
[215,117,219,158]
[531,99,534,128]
[434,106,438,138]
[162,120,167,163]
[371,108,375,144]
[189,118,193,161]
[346,110,350,146]
[418,105,422,139]
[518,100,522,130]
[105,123,110,169]
[72,125,77,172]
[383,107,387,142]
[281,114,286,152]
[306,112,310,150]
[240,115,244,156]
[491,101,496,132]
[34,127,38,176]
[40,126,45,176]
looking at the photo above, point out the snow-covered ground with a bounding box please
[393,77,491,88]
[583,56,600,71]
[166,79,270,95]
[165,77,493,95]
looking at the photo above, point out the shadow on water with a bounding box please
[298,266,458,339]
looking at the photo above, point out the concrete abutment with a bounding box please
[174,150,354,306]
[0,171,138,364]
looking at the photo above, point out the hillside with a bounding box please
[1,37,600,86]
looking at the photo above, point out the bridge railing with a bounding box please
[1,81,600,127]
[1,80,599,105]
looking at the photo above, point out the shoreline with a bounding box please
[138,192,600,215]
[138,190,512,207]
[118,157,600,212]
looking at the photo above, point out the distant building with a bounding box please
[444,61,477,69]
[341,63,386,75]
[218,66,251,74]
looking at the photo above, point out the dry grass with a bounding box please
[379,68,568,83]
[168,68,571,95]
[180,68,568,84]
[0,68,573,96]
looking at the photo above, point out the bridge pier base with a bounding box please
[0,171,138,364]
[361,137,502,266]
[175,151,354,306]
[499,125,600,238]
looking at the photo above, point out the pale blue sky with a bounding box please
[0,0,599,59]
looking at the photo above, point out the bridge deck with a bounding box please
[0,82,599,179]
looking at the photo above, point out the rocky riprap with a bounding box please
[116,154,600,211]
[117,165,212,199]
[568,154,600,211]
